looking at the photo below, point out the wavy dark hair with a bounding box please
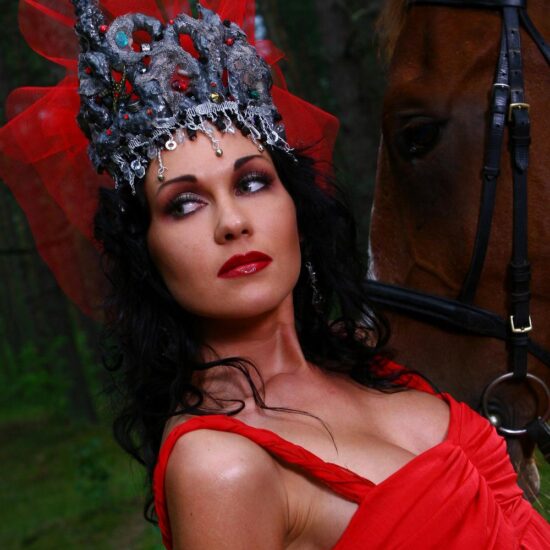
[94,146,395,521]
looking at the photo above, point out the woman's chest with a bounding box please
[237,374,450,547]
[278,431,418,549]
[243,378,426,483]
[240,396,427,548]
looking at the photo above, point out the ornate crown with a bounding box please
[72,0,292,191]
[0,0,339,316]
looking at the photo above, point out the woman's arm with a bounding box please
[165,428,289,550]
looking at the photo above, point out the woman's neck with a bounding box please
[196,295,310,395]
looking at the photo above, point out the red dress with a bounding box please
[153,368,550,549]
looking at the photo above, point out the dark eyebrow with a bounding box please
[156,154,267,196]
[234,154,268,171]
[156,174,197,196]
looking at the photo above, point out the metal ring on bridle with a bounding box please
[482,373,550,436]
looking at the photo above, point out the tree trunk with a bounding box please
[258,0,385,246]
[64,303,98,424]
[312,0,385,190]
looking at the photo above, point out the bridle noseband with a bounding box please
[366,0,550,457]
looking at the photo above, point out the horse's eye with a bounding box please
[396,121,442,159]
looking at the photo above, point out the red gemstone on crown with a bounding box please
[171,69,191,93]
[106,129,112,136]
[147,108,154,116]
[85,66,92,75]
[169,19,174,25]
[171,80,189,92]
[123,114,129,120]
[225,38,235,46]
[99,25,108,33]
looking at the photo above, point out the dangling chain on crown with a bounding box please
[71,0,293,192]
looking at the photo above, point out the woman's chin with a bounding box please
[183,290,293,323]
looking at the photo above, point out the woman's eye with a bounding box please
[236,172,271,195]
[167,193,206,218]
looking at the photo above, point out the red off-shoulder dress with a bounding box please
[153,365,550,549]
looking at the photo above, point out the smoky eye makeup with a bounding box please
[235,169,274,195]
[164,191,206,218]
[158,160,277,218]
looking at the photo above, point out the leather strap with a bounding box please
[519,10,550,65]
[365,281,550,368]
[408,0,527,8]
[503,6,532,379]
[459,30,509,304]
[409,0,550,68]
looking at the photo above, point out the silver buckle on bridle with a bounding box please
[510,315,533,333]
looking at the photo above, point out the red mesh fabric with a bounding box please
[0,81,108,317]
[0,0,339,316]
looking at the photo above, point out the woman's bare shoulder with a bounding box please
[164,425,288,549]
[165,424,284,483]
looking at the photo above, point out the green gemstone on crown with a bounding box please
[115,31,130,48]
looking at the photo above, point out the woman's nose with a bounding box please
[214,201,252,244]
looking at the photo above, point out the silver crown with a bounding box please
[72,0,292,191]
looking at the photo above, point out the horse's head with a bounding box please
[370,0,550,500]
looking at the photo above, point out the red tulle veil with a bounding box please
[0,0,339,318]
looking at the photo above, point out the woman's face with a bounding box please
[145,131,302,321]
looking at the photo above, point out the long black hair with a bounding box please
[94,147,393,521]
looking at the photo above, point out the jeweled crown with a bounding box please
[71,0,291,191]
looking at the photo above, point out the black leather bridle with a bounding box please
[365,0,550,457]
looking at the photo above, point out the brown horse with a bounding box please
[370,0,550,501]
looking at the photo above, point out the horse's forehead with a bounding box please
[389,8,502,86]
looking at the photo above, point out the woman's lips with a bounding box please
[218,251,273,279]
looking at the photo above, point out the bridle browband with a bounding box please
[365,0,550,456]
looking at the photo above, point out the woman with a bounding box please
[99,123,449,545]
[139,129,454,549]
[1,0,548,548]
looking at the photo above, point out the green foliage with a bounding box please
[75,437,112,505]
[534,451,550,519]
[0,336,16,378]
[0,320,102,423]
[73,327,103,397]
[0,338,70,419]
[0,416,164,550]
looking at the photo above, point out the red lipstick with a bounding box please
[218,251,273,279]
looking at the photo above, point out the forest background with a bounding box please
[0,1,547,549]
